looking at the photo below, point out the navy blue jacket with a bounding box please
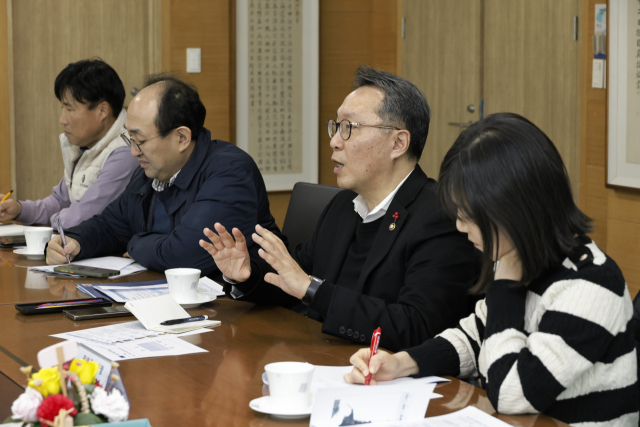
[65,129,283,275]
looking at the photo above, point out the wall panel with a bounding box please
[318,0,398,186]
[579,0,640,297]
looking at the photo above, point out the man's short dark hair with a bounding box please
[54,58,125,118]
[143,73,207,142]
[353,65,431,161]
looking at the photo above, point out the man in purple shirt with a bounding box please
[0,59,139,228]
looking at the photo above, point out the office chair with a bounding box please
[281,182,342,251]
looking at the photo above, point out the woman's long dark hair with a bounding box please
[438,113,592,293]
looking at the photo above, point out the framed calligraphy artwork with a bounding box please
[236,0,319,190]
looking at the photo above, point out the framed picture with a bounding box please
[236,0,319,191]
[607,0,640,189]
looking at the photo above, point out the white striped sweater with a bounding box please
[406,236,639,426]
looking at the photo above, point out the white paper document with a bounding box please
[360,406,513,427]
[30,256,137,276]
[78,335,208,361]
[0,224,24,237]
[108,262,147,278]
[96,277,225,302]
[309,365,449,395]
[125,294,220,333]
[97,285,171,302]
[51,320,203,345]
[52,321,212,361]
[310,383,436,427]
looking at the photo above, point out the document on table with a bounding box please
[125,294,220,333]
[96,277,225,302]
[310,382,437,427]
[109,262,147,278]
[0,223,24,236]
[76,335,208,361]
[30,256,137,276]
[351,406,514,427]
[309,365,449,395]
[51,321,212,361]
[51,320,212,345]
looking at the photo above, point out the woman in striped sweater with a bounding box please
[345,113,639,426]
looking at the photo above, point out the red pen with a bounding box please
[365,327,381,385]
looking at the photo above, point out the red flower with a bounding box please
[36,394,78,423]
[392,212,399,220]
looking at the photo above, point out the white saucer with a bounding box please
[13,248,44,259]
[249,395,312,419]
[178,292,217,309]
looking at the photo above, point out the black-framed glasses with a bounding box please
[328,119,400,141]
[120,131,168,152]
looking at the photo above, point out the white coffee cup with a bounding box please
[23,226,53,253]
[265,361,314,413]
[165,268,200,303]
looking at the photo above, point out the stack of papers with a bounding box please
[339,406,513,426]
[85,277,224,303]
[30,256,147,278]
[124,294,220,333]
[52,321,211,361]
[311,382,437,426]
[0,223,24,237]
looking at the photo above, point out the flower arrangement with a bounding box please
[5,360,129,427]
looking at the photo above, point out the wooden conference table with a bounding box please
[0,248,568,426]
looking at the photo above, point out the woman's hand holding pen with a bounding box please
[344,349,419,385]
[45,235,80,265]
[200,223,252,282]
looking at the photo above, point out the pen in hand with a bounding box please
[0,190,13,203]
[161,315,208,326]
[365,327,381,385]
[54,214,71,264]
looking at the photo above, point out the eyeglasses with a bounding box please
[120,131,166,152]
[328,119,400,141]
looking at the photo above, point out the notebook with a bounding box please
[0,223,24,237]
[124,294,220,334]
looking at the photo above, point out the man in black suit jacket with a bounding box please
[200,65,476,351]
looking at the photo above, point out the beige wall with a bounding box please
[579,0,640,298]
[0,0,11,192]
[160,0,399,228]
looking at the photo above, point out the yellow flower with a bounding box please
[69,359,99,385]
[28,367,60,397]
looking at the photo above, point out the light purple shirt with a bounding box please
[17,146,139,229]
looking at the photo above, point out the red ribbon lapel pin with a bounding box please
[389,212,399,231]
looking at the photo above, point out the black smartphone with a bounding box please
[53,264,120,278]
[64,306,132,321]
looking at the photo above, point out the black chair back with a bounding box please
[282,182,342,251]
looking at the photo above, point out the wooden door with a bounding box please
[483,0,581,196]
[9,0,161,200]
[402,0,482,180]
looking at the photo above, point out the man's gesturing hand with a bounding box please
[200,223,252,282]
[252,224,311,300]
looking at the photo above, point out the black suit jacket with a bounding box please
[227,166,476,351]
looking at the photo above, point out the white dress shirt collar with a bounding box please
[352,169,414,224]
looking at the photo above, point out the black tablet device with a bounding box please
[15,298,112,315]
